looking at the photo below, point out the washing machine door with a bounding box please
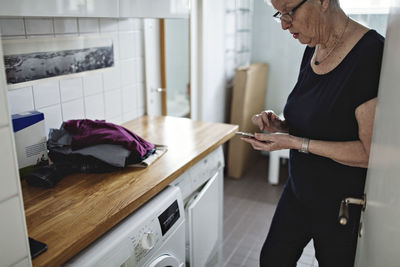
[147,254,183,267]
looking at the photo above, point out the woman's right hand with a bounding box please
[251,110,288,133]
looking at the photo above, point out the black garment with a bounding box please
[260,184,362,267]
[285,30,384,207]
[260,30,384,266]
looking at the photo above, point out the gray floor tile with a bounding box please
[298,252,315,265]
[228,254,248,266]
[242,258,259,267]
[247,248,260,261]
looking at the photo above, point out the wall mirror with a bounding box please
[163,18,190,117]
[144,17,190,118]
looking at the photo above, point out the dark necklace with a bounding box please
[314,16,350,65]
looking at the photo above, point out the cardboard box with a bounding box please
[12,111,48,173]
[227,63,269,178]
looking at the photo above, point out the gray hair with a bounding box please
[268,0,341,10]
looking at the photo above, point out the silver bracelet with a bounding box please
[299,138,310,154]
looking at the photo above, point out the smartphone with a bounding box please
[29,237,48,259]
[235,131,255,138]
[236,131,273,143]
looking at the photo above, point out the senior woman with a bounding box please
[241,0,384,266]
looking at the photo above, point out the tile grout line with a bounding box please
[222,197,259,264]
[223,203,259,267]
[222,156,285,266]
[222,196,253,244]
[238,206,269,266]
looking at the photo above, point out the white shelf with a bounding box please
[224,0,253,75]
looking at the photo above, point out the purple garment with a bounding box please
[63,119,154,157]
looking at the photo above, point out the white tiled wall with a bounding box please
[2,17,146,135]
[0,43,31,266]
[0,17,147,267]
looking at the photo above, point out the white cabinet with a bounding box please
[187,172,220,267]
[120,0,189,18]
[0,0,119,18]
[0,0,190,18]
[86,0,119,17]
[171,146,224,267]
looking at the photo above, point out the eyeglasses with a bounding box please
[273,0,308,24]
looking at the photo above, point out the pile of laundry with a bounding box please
[25,119,156,188]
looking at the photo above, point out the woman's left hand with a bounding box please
[241,133,299,152]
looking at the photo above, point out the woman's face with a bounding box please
[271,0,320,47]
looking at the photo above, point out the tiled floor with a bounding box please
[222,155,318,267]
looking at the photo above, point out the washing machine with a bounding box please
[64,186,185,267]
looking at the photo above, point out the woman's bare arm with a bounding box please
[244,98,377,168]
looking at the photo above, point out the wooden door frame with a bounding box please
[159,19,168,116]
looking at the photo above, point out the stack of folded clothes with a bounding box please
[26,119,156,188]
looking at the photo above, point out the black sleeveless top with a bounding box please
[283,30,384,209]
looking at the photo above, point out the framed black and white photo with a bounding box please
[3,36,114,89]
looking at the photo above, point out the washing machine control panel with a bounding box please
[129,199,181,264]
[130,219,161,262]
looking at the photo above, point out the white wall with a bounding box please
[0,40,31,266]
[197,0,227,122]
[349,13,388,36]
[251,0,304,115]
[2,17,146,135]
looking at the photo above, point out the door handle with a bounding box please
[152,87,167,93]
[338,194,366,225]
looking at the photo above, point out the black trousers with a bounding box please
[259,183,361,267]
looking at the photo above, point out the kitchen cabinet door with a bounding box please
[119,0,189,18]
[85,0,119,17]
[0,0,119,18]
[187,172,220,267]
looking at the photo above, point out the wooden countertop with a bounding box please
[22,116,238,266]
